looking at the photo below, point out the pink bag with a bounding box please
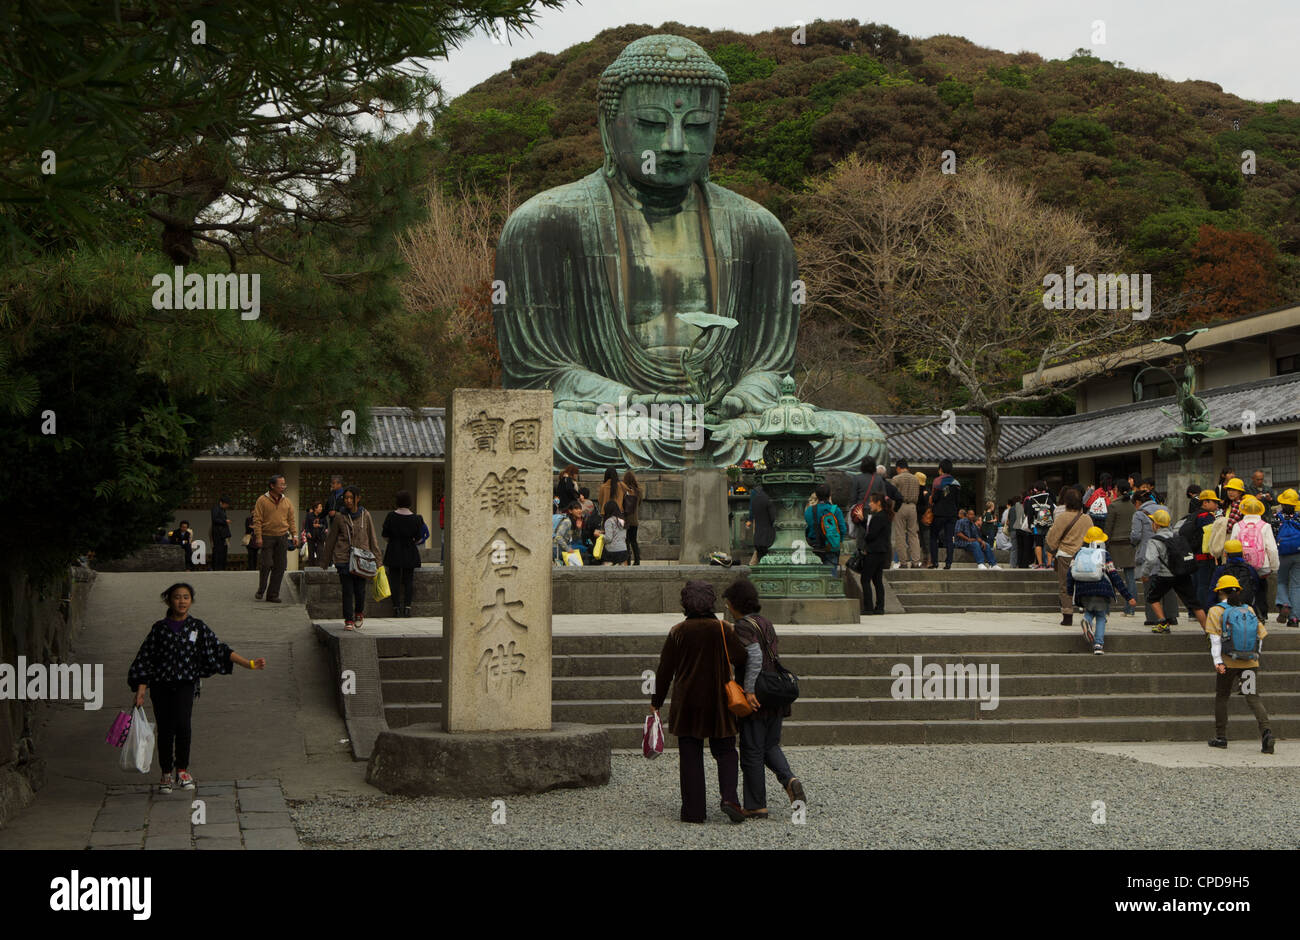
[1239,520,1268,569]
[643,713,664,759]
[106,709,132,748]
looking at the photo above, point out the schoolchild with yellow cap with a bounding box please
[1190,489,1223,610]
[1222,477,1248,530]
[1274,489,1300,628]
[1065,526,1137,654]
[1137,508,1208,632]
[1229,495,1279,622]
[1204,574,1273,752]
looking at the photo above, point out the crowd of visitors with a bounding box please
[551,465,643,566]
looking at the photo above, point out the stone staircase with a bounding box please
[374,631,1300,748]
[886,567,1061,614]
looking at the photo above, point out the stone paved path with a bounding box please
[89,779,300,850]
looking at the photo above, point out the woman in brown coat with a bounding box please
[597,467,629,524]
[323,485,382,630]
[1045,487,1092,627]
[650,580,749,824]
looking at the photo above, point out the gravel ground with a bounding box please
[290,744,1300,850]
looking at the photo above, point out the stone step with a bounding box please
[538,691,1300,723]
[902,603,1064,614]
[890,581,1062,595]
[893,593,1061,609]
[593,715,1300,747]
[383,670,1300,701]
[545,671,1300,699]
[886,569,1059,581]
[540,650,1300,677]
[370,630,1300,658]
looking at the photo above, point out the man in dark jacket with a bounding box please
[747,483,777,561]
[210,496,231,571]
[927,459,961,569]
[850,458,902,511]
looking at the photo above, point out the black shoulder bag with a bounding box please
[745,616,800,707]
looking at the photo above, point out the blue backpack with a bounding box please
[1070,546,1106,582]
[1218,601,1261,663]
[818,505,844,551]
[1278,515,1300,556]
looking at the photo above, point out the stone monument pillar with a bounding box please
[444,389,552,731]
[365,389,611,796]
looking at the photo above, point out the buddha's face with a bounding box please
[607,83,718,189]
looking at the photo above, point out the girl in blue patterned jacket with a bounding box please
[1066,527,1137,654]
[128,583,266,793]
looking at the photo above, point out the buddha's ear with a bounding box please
[598,114,617,178]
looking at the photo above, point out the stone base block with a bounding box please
[761,597,860,624]
[366,722,611,797]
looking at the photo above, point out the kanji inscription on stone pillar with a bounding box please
[445,388,553,731]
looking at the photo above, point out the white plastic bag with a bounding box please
[119,706,155,774]
[643,712,665,759]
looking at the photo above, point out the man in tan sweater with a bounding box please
[253,473,298,602]
[889,459,922,568]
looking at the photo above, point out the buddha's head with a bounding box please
[597,35,730,191]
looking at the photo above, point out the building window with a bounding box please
[1134,377,1176,402]
[1278,354,1300,376]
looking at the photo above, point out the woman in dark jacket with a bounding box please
[622,469,642,565]
[724,578,805,819]
[554,465,580,510]
[650,580,749,824]
[382,489,424,617]
[857,491,893,615]
[304,501,326,568]
[128,583,265,793]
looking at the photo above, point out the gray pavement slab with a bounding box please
[194,822,242,840]
[238,792,289,814]
[239,811,294,830]
[196,838,245,850]
[88,830,144,848]
[241,828,301,850]
[145,834,193,850]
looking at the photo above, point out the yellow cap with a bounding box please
[1241,496,1266,515]
[1084,526,1107,542]
[1213,574,1242,593]
[1280,488,1300,507]
[1196,489,1221,502]
[1224,539,1243,554]
[1151,509,1171,527]
[1224,477,1247,493]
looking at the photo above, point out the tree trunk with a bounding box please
[981,410,1000,506]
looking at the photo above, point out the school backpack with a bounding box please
[1175,514,1201,548]
[1070,545,1106,582]
[1030,497,1054,529]
[1088,492,1110,518]
[1207,516,1229,558]
[819,505,844,551]
[1278,515,1300,556]
[1218,601,1261,663]
[1162,531,1196,577]
[1237,519,1268,569]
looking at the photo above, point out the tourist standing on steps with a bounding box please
[1102,482,1138,615]
[857,491,893,615]
[926,460,961,569]
[1025,481,1055,569]
[382,490,424,618]
[252,473,297,603]
[805,483,847,574]
[128,583,266,794]
[554,464,580,510]
[1229,496,1278,622]
[1045,488,1091,626]
[210,496,231,571]
[602,500,630,565]
[622,470,643,565]
[723,578,805,820]
[914,471,931,567]
[1205,575,1273,753]
[304,500,327,568]
[649,580,749,824]
[889,459,922,568]
[747,481,777,563]
[324,485,381,631]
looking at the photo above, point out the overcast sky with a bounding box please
[431,0,1299,103]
